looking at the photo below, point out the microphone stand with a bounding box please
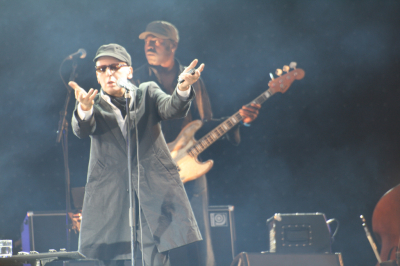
[125,87,140,266]
[57,58,78,253]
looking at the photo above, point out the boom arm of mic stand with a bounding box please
[56,91,72,143]
[56,59,77,143]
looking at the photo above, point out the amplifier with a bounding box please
[267,213,332,254]
[230,252,343,266]
[209,205,236,266]
[21,211,79,253]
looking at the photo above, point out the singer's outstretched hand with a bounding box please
[69,81,98,111]
[178,59,205,91]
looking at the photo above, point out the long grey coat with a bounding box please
[71,81,202,260]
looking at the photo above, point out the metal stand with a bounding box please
[125,87,141,266]
[56,58,78,253]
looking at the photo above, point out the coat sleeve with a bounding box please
[71,102,96,139]
[192,77,213,121]
[145,82,195,121]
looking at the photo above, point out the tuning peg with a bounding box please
[289,62,297,69]
[275,69,283,76]
[282,65,290,73]
[269,73,274,80]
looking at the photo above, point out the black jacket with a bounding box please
[71,81,202,260]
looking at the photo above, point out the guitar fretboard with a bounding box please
[187,88,274,157]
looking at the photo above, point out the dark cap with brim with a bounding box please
[139,21,179,43]
[93,43,132,66]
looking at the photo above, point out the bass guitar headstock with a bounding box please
[268,62,305,94]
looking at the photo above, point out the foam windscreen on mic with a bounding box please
[117,79,135,91]
[67,48,87,60]
[117,79,128,89]
[78,48,87,59]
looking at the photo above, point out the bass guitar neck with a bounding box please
[168,64,305,183]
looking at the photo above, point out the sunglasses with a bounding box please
[95,63,128,73]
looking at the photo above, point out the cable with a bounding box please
[326,218,340,240]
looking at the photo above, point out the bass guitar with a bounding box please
[168,62,305,183]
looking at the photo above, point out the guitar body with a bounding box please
[167,120,214,183]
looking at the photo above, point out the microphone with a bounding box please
[66,48,87,60]
[117,79,136,91]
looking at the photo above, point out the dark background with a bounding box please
[1,0,400,266]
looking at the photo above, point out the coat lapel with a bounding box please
[98,98,127,155]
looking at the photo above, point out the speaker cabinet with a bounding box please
[267,213,332,254]
[230,252,344,266]
[209,205,236,266]
[21,211,79,253]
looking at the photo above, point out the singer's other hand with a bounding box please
[178,59,205,91]
[239,103,261,124]
[69,81,98,111]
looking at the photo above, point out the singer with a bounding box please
[69,43,204,266]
